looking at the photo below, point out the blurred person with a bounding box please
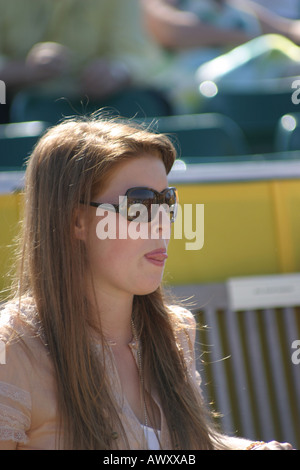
[142,0,262,57]
[141,0,262,111]
[233,0,300,43]
[141,0,300,112]
[142,0,300,50]
[250,0,300,19]
[0,0,167,120]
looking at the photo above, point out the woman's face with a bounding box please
[83,154,172,298]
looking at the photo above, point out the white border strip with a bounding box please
[169,159,300,184]
[0,171,25,194]
[1,159,300,194]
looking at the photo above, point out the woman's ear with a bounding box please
[74,207,89,241]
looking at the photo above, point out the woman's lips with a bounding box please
[144,249,168,266]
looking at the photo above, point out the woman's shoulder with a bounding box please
[0,298,56,448]
[0,296,50,392]
[0,299,37,447]
[0,299,23,343]
[167,304,197,350]
[0,297,46,361]
[0,297,38,339]
[167,304,201,384]
[168,304,196,331]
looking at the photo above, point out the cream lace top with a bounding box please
[0,299,201,450]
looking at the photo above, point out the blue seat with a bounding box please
[142,113,249,159]
[199,87,296,154]
[10,88,172,125]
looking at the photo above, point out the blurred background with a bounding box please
[0,0,299,449]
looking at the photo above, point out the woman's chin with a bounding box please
[132,278,163,296]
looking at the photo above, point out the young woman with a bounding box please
[0,115,293,450]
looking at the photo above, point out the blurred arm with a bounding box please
[229,0,300,43]
[141,0,253,49]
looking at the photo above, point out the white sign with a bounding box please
[227,273,300,311]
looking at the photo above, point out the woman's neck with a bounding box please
[89,283,134,347]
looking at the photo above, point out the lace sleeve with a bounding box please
[0,381,31,444]
[170,305,203,390]
[0,302,33,447]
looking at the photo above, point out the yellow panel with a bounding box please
[164,180,299,284]
[270,180,300,273]
[0,193,22,300]
[1,178,300,296]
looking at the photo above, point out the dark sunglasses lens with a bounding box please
[127,188,155,222]
[126,187,178,223]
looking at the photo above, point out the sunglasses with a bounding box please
[83,186,178,223]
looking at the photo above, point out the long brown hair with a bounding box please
[13,114,218,449]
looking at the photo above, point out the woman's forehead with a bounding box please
[94,154,168,200]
